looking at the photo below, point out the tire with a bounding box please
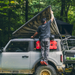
[35,65,57,75]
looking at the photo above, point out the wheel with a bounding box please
[35,65,57,75]
[70,47,75,50]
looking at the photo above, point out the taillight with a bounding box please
[60,55,63,62]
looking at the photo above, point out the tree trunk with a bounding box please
[26,0,28,22]
[60,0,65,20]
[8,0,11,40]
[65,5,70,22]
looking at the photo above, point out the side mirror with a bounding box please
[0,49,2,53]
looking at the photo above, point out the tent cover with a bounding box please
[12,5,60,38]
[56,19,73,35]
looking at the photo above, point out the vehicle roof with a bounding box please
[10,38,61,42]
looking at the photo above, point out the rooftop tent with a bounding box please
[12,5,60,38]
[56,19,73,35]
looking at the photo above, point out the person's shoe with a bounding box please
[43,61,48,65]
[40,60,44,65]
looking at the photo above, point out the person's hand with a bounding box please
[51,10,53,14]
[31,36,34,38]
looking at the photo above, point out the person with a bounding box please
[31,10,54,65]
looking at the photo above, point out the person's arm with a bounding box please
[47,10,54,24]
[31,32,38,38]
[50,10,54,22]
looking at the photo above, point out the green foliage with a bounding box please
[28,0,45,19]
[0,0,75,48]
[0,0,22,47]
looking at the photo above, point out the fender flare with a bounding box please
[32,58,57,70]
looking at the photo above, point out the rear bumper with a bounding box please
[57,64,65,72]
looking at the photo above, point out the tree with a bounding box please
[26,0,28,22]
[0,0,75,48]
[0,0,21,47]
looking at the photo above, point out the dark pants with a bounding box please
[40,38,50,62]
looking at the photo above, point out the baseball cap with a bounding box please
[41,18,46,22]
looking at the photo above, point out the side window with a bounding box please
[34,40,58,51]
[6,41,29,52]
[34,41,41,51]
[34,41,36,50]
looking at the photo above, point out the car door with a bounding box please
[1,41,31,70]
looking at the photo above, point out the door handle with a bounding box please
[22,55,29,58]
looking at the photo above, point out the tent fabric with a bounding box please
[56,19,73,35]
[12,5,60,38]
